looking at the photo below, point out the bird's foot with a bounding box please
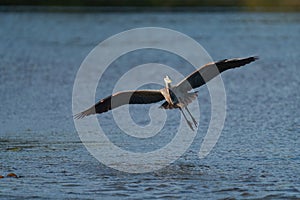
[192,118,198,127]
[187,120,195,131]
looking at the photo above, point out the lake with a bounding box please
[0,9,299,199]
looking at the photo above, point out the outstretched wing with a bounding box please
[176,56,258,91]
[74,90,164,119]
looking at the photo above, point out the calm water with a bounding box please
[0,10,300,199]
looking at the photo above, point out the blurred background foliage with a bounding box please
[0,0,299,11]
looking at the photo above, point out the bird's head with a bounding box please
[164,76,172,88]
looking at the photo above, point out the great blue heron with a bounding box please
[74,56,258,130]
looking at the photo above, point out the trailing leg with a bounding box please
[179,107,194,131]
[185,106,198,127]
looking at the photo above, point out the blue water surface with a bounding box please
[0,10,299,199]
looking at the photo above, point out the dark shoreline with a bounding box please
[0,5,299,13]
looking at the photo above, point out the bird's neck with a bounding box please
[165,83,172,89]
[165,83,176,103]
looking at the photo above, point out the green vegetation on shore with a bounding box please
[1,0,299,11]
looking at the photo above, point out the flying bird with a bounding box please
[74,56,258,130]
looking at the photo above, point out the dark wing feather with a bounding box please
[74,90,164,119]
[176,56,258,91]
